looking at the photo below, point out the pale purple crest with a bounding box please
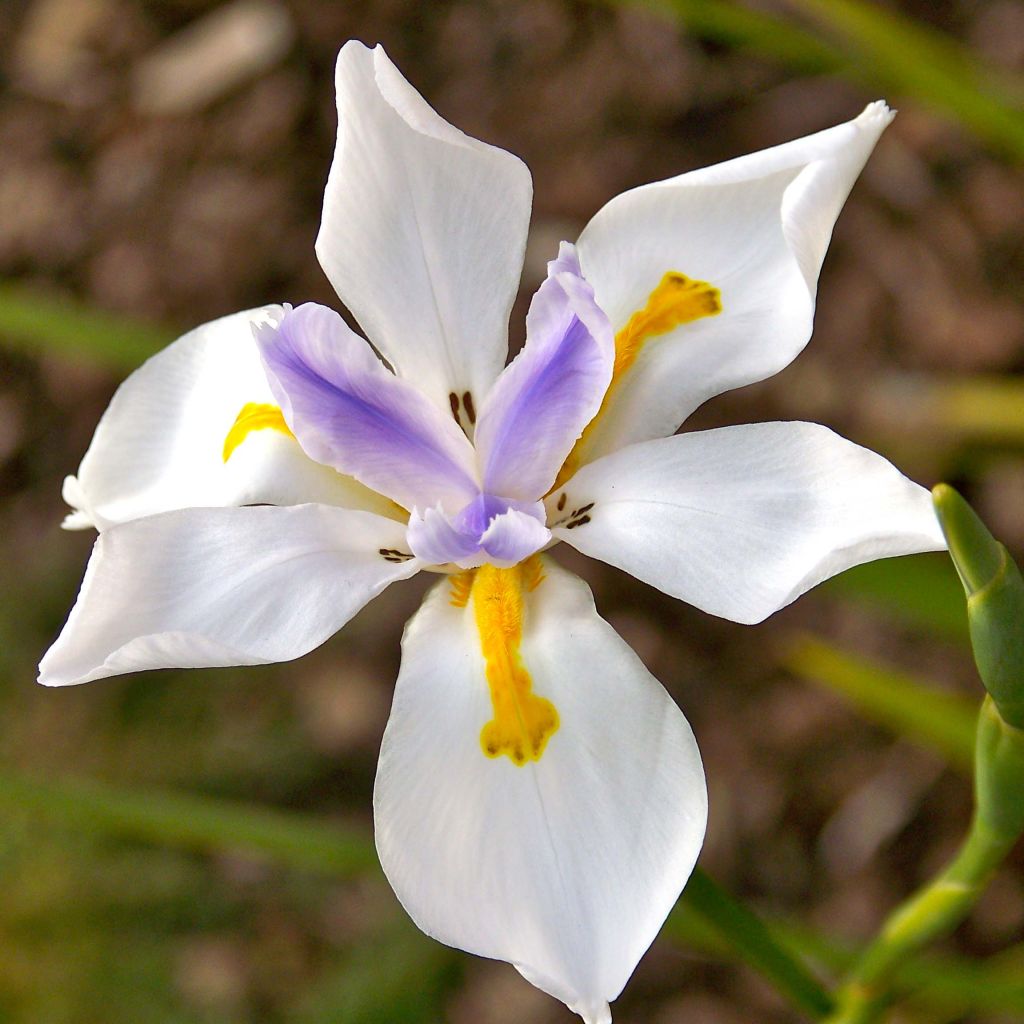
[406,505,489,569]
[473,242,615,502]
[478,507,551,566]
[255,303,479,513]
[406,496,551,569]
[256,247,614,569]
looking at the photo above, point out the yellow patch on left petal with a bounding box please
[553,270,722,490]
[456,555,559,766]
[222,403,294,462]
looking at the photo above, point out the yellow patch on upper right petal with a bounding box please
[552,271,722,490]
[613,271,722,379]
[460,555,558,767]
[222,403,294,463]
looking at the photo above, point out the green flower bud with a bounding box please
[975,695,1024,842]
[933,484,1024,729]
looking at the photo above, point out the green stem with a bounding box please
[825,701,1024,1024]
[779,923,1024,1019]
[677,869,835,1019]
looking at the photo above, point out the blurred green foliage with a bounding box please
[630,0,1024,160]
[783,631,977,771]
[0,283,172,371]
[789,0,1024,160]
[825,554,969,644]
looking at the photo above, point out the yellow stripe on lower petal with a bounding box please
[222,403,295,463]
[553,270,721,489]
[460,555,558,766]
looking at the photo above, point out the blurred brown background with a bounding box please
[1,1,1022,1022]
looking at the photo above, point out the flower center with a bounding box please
[553,270,722,489]
[452,555,559,766]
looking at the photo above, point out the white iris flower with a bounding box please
[40,41,946,1023]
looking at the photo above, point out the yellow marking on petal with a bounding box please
[449,571,473,608]
[470,555,558,766]
[523,555,545,592]
[613,272,722,378]
[222,403,294,463]
[552,271,722,490]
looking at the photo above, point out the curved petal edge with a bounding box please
[551,421,946,624]
[39,504,421,686]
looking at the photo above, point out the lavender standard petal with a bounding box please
[256,303,479,512]
[473,242,614,503]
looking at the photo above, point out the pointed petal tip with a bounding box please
[339,38,373,55]
[861,99,894,121]
[60,475,95,530]
[249,302,288,349]
[378,562,706,1024]
[61,512,93,531]
[932,482,1001,595]
[320,36,531,413]
[576,1002,612,1024]
[556,423,949,624]
[36,671,70,689]
[550,239,582,276]
[36,644,78,687]
[333,38,379,78]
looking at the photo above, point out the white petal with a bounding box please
[317,42,533,414]
[552,421,946,625]
[374,559,706,1021]
[574,102,893,461]
[66,307,397,531]
[39,505,421,686]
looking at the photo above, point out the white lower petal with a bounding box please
[374,559,706,1021]
[551,421,946,625]
[39,505,421,686]
[66,307,396,531]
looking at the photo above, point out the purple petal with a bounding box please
[256,303,479,512]
[406,495,550,568]
[450,492,539,537]
[406,505,488,568]
[480,507,551,568]
[473,242,614,502]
